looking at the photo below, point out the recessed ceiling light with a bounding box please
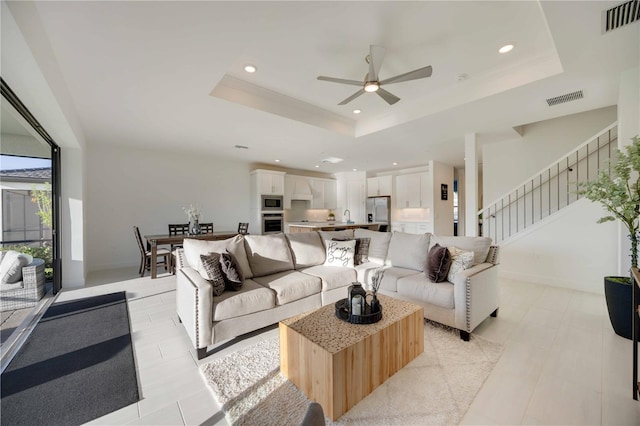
[244,64,257,73]
[353,109,361,114]
[314,165,320,168]
[393,162,398,166]
[275,159,280,162]
[352,168,358,172]
[498,44,514,54]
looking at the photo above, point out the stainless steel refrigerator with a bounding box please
[366,196,391,231]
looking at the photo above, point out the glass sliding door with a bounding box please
[1,78,61,295]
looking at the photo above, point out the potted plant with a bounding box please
[578,135,640,339]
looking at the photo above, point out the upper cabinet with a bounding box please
[311,178,337,210]
[395,172,430,208]
[258,171,285,195]
[367,175,393,197]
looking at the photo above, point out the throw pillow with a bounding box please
[199,253,226,296]
[447,246,475,282]
[425,243,452,283]
[220,249,244,291]
[324,239,356,268]
[332,237,370,265]
[0,251,33,284]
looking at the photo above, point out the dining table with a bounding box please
[144,231,238,279]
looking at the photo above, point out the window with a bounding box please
[2,189,52,244]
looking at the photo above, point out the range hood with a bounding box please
[291,179,313,201]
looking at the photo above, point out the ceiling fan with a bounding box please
[317,45,432,106]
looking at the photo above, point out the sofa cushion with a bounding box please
[318,229,354,242]
[354,229,391,264]
[220,250,244,291]
[285,232,325,268]
[199,253,226,296]
[324,239,356,268]
[447,247,475,282]
[377,267,421,292]
[429,235,492,265]
[0,251,33,284]
[300,265,356,292]
[397,274,455,309]
[425,243,452,283]
[252,270,321,305]
[212,279,276,321]
[183,235,253,279]
[355,261,384,286]
[244,234,294,277]
[386,232,431,271]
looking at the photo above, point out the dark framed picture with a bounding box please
[441,184,448,200]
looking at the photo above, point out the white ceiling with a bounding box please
[9,1,639,172]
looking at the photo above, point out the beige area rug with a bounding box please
[200,321,503,425]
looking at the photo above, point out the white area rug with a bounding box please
[200,321,503,425]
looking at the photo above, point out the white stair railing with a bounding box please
[479,123,618,244]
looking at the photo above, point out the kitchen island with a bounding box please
[287,221,380,233]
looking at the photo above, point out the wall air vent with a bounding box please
[546,90,584,107]
[603,0,639,33]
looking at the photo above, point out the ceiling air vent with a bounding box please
[321,157,343,164]
[603,0,639,33]
[546,90,584,107]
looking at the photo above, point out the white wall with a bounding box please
[499,199,617,294]
[430,161,454,236]
[85,144,252,271]
[483,106,617,204]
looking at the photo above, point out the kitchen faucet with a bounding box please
[344,209,351,223]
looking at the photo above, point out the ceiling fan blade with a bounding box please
[317,76,363,86]
[338,89,365,105]
[379,65,432,85]
[376,88,400,105]
[368,45,386,81]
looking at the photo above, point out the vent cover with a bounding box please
[603,0,639,33]
[546,90,584,107]
[321,157,343,164]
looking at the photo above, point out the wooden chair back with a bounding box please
[238,222,249,235]
[200,223,214,234]
[134,226,146,254]
[168,223,189,236]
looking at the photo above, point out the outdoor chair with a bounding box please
[134,226,170,277]
[0,256,46,312]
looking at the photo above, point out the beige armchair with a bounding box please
[0,258,46,311]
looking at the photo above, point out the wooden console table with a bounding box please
[144,231,237,278]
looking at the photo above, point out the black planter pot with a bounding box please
[604,276,635,340]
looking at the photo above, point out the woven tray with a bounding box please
[334,298,382,324]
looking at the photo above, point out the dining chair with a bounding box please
[134,226,170,277]
[200,223,214,234]
[238,222,249,235]
[168,223,189,250]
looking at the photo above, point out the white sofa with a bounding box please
[176,230,499,359]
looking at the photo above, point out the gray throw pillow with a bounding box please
[220,250,244,291]
[426,243,452,283]
[199,253,226,296]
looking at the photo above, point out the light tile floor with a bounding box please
[38,268,640,425]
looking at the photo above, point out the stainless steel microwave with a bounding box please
[261,195,283,211]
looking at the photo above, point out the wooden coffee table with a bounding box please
[279,294,424,420]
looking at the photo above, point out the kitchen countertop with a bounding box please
[287,221,381,228]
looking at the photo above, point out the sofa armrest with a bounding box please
[176,267,213,350]
[451,263,499,332]
[174,248,187,271]
[23,258,45,289]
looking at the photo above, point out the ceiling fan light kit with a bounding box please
[317,45,433,106]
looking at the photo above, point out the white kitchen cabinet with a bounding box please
[257,171,285,195]
[367,175,393,197]
[310,179,337,209]
[336,172,366,223]
[393,222,430,234]
[396,172,430,209]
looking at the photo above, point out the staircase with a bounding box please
[479,122,618,244]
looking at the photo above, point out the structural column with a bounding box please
[464,133,478,237]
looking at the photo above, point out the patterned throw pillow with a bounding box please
[425,243,452,283]
[324,239,356,268]
[199,253,226,296]
[447,246,475,282]
[333,237,370,265]
[220,249,244,291]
